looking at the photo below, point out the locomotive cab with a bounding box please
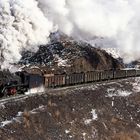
[16,71,44,91]
[0,70,29,96]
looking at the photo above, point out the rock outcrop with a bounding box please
[20,38,124,74]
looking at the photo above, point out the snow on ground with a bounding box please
[75,84,99,91]
[0,105,47,128]
[65,129,70,134]
[31,105,46,113]
[132,77,140,93]
[102,48,121,59]
[82,133,86,140]
[84,119,92,125]
[17,112,23,117]
[1,77,140,129]
[84,109,98,125]
[57,59,68,67]
[54,55,70,67]
[105,77,140,97]
[117,90,132,97]
[0,111,23,127]
[0,103,5,109]
[137,124,140,128]
[106,88,132,97]
[91,109,98,120]
[1,120,13,127]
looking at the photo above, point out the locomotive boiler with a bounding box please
[0,70,44,96]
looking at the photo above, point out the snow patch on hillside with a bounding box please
[117,90,132,97]
[103,48,121,59]
[84,109,98,125]
[132,77,140,93]
[54,55,70,67]
[0,111,23,127]
[1,120,13,127]
[106,89,132,97]
[91,109,98,120]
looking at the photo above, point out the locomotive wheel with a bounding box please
[18,90,25,94]
[9,88,17,95]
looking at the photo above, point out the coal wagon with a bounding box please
[85,71,100,83]
[66,73,85,85]
[126,69,136,77]
[100,70,114,80]
[113,70,126,79]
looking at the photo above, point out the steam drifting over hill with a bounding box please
[0,0,140,69]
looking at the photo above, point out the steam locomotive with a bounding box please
[0,68,140,97]
[0,70,44,97]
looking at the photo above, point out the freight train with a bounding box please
[44,69,140,88]
[0,68,140,97]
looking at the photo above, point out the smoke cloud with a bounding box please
[0,0,140,69]
[0,0,53,69]
[38,0,140,63]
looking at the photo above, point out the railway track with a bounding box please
[0,95,27,104]
[0,76,139,104]
[0,92,45,104]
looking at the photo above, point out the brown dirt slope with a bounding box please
[0,78,140,139]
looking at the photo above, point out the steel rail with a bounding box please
[0,92,45,104]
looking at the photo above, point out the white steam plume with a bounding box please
[38,0,140,63]
[0,0,53,69]
[1,0,140,68]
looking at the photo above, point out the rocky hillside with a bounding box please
[20,38,124,74]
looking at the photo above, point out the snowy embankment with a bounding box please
[105,77,140,98]
[133,77,140,93]
[0,77,140,139]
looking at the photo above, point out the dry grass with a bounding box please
[111,131,140,140]
[48,99,57,107]
[23,109,30,128]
